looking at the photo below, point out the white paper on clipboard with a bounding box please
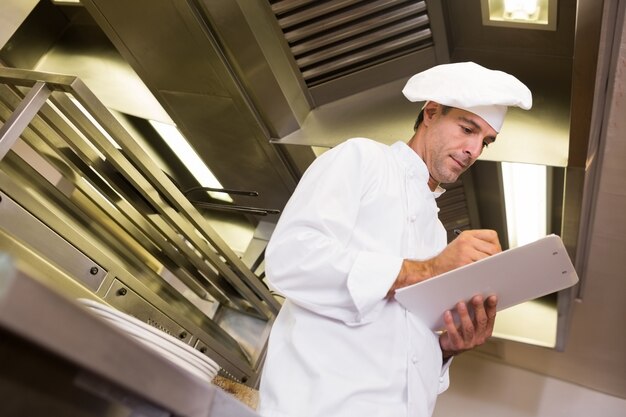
[394,234,579,331]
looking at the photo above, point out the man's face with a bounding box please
[419,105,498,187]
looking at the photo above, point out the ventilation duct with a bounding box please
[270,0,433,87]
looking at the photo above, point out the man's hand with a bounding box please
[439,295,498,359]
[386,229,501,354]
[429,229,501,277]
[388,229,502,296]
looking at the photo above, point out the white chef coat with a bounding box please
[258,139,451,417]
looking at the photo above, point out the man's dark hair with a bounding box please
[413,104,452,131]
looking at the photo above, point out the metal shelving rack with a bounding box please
[0,67,278,385]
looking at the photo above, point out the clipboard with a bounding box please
[394,234,579,331]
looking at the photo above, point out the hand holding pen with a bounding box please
[388,229,501,296]
[432,228,502,276]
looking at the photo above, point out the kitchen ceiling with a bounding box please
[0,0,624,399]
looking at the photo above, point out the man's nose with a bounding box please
[464,138,483,160]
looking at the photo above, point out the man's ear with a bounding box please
[422,101,440,126]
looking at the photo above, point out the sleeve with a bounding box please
[265,139,404,326]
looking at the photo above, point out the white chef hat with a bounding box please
[402,62,532,132]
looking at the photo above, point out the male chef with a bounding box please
[258,62,532,417]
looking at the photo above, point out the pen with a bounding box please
[453,229,462,236]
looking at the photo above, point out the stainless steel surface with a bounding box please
[570,0,622,300]
[74,373,171,417]
[0,190,107,292]
[0,67,275,384]
[196,0,314,140]
[0,0,38,50]
[0,255,260,417]
[103,279,192,343]
[78,0,308,215]
[0,81,50,160]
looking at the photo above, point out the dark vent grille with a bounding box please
[438,179,472,242]
[270,0,433,87]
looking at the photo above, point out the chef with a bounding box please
[258,62,532,417]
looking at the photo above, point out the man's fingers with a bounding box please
[485,295,498,331]
[443,310,462,350]
[472,237,501,256]
[465,229,501,248]
[453,230,502,262]
[433,229,502,276]
[457,301,475,342]
[471,295,488,330]
[440,295,499,358]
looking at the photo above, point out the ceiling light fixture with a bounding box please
[148,120,232,203]
[51,0,82,5]
[480,0,557,30]
[501,161,547,248]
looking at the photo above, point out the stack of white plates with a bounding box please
[79,298,220,382]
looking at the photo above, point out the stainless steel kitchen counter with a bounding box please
[0,254,260,417]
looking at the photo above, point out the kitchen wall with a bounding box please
[434,354,626,417]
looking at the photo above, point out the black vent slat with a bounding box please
[271,0,319,15]
[269,0,433,87]
[290,3,427,54]
[284,0,413,44]
[437,180,472,242]
[295,16,429,67]
[301,28,431,82]
[275,0,365,29]
[440,203,470,218]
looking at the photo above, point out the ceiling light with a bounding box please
[480,0,557,30]
[501,162,547,248]
[51,0,82,5]
[148,120,232,203]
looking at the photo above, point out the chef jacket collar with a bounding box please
[391,141,446,198]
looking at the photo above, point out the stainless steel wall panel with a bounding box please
[197,0,314,138]
[0,191,107,292]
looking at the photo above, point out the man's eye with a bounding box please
[462,126,472,134]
